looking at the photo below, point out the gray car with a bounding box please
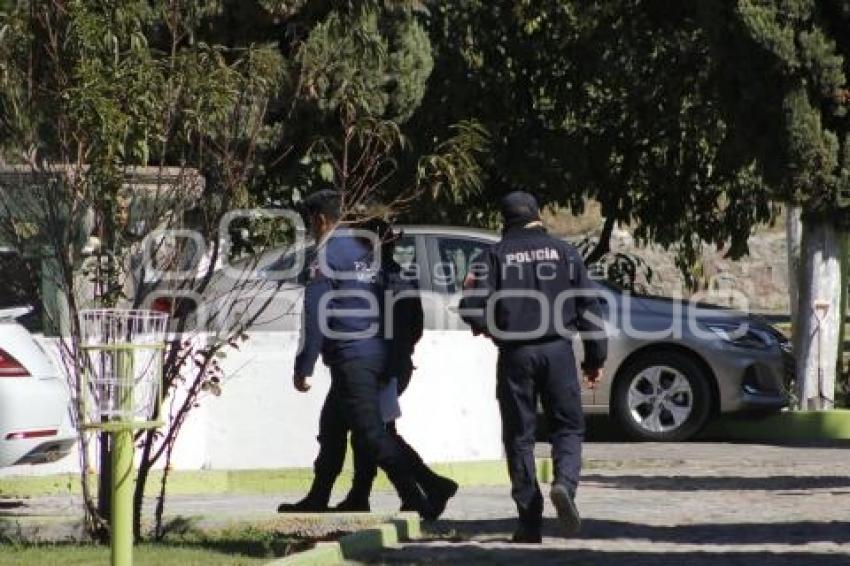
[173,224,791,441]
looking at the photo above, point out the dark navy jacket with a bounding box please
[381,257,424,393]
[294,229,387,378]
[459,226,607,370]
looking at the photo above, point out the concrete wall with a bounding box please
[0,330,504,477]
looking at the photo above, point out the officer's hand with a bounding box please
[294,374,311,392]
[583,367,603,389]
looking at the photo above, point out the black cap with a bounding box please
[299,189,341,221]
[500,191,541,228]
[357,217,401,257]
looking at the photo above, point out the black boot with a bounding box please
[511,523,542,544]
[550,483,581,536]
[388,472,438,521]
[336,452,376,513]
[277,477,333,513]
[421,474,458,520]
[333,496,370,512]
[398,434,458,520]
[276,496,330,513]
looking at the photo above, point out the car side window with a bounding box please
[392,236,416,273]
[435,238,487,294]
[0,251,43,332]
[270,237,415,285]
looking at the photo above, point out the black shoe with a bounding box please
[550,483,581,536]
[276,498,329,513]
[334,498,370,512]
[421,476,458,521]
[511,525,542,544]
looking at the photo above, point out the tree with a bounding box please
[696,0,849,408]
[0,0,285,539]
[407,1,774,278]
[0,0,486,541]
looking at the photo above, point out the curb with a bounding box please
[0,458,545,498]
[269,513,420,565]
[5,413,850,498]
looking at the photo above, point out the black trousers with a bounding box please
[497,338,584,528]
[309,370,438,505]
[308,355,422,506]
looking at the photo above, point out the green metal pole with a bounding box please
[111,428,134,566]
[111,348,135,566]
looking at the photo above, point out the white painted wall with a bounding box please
[0,330,503,477]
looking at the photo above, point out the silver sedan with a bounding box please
[174,224,791,441]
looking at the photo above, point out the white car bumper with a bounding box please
[0,377,75,467]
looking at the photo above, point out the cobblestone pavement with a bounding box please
[3,441,850,564]
[361,441,850,565]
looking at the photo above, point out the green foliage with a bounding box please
[417,120,489,204]
[299,10,390,118]
[409,0,773,267]
[700,0,850,218]
[298,7,431,123]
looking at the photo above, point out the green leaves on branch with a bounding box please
[170,43,283,150]
[705,0,849,217]
[417,120,489,204]
[298,8,431,123]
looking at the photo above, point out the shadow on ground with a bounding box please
[423,518,850,546]
[369,545,850,565]
[566,414,850,445]
[357,518,850,565]
[0,500,23,511]
[581,474,850,492]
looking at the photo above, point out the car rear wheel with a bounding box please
[613,350,712,441]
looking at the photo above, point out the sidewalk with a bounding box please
[3,441,850,564]
[365,441,850,565]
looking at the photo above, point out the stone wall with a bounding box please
[607,228,790,313]
[545,203,791,313]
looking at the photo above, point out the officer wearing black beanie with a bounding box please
[500,191,542,229]
[460,191,607,543]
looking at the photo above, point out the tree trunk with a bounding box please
[838,231,849,403]
[793,218,842,410]
[786,205,803,329]
[97,431,112,529]
[133,430,156,541]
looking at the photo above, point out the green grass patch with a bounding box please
[0,544,267,566]
[0,523,312,565]
[703,409,850,441]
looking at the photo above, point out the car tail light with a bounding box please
[0,348,30,377]
[5,429,58,440]
[150,296,196,318]
[151,297,173,314]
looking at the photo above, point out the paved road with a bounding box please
[361,441,850,565]
[4,441,850,564]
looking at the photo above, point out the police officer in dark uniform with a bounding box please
[460,191,607,543]
[278,216,457,515]
[277,190,443,520]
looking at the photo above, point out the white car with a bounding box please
[0,307,75,467]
